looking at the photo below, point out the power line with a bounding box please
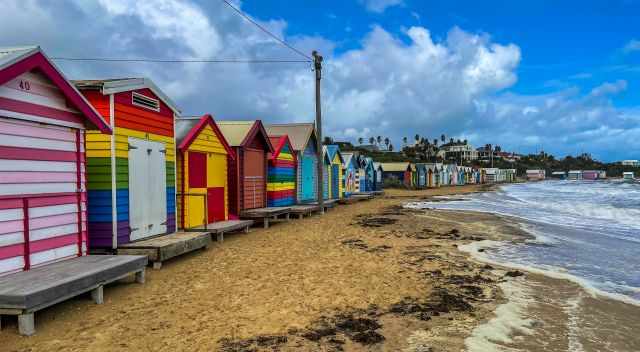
[221,0,312,61]
[50,57,310,64]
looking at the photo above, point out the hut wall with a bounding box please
[0,71,88,275]
[297,140,317,203]
[84,88,175,247]
[177,124,228,229]
[268,142,296,206]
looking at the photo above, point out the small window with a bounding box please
[132,92,160,111]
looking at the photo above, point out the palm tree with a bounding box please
[376,136,382,146]
[389,144,394,152]
[358,137,364,145]
[369,137,375,145]
[449,138,454,144]
[402,136,408,145]
[414,134,420,143]
[384,137,390,149]
[441,134,446,143]
[433,139,438,146]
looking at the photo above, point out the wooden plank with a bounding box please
[206,220,253,234]
[117,232,210,267]
[240,206,291,218]
[0,255,147,311]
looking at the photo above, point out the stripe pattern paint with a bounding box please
[0,116,87,275]
[267,138,296,207]
[83,88,176,248]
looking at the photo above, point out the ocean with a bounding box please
[407,180,640,305]
[406,180,640,351]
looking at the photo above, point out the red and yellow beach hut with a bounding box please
[0,46,111,275]
[267,135,297,207]
[175,115,235,229]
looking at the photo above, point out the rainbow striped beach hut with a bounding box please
[267,135,297,206]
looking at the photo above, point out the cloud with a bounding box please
[359,0,404,13]
[623,39,640,53]
[0,0,637,161]
[569,72,593,80]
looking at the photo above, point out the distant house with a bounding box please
[550,171,567,179]
[621,160,639,167]
[526,169,546,181]
[623,172,635,180]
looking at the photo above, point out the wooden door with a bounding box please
[301,155,315,201]
[331,164,339,198]
[207,187,225,222]
[243,148,265,209]
[128,138,167,241]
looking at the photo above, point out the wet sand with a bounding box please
[3,184,638,351]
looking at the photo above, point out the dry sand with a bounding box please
[2,185,530,352]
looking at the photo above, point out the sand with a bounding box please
[3,184,611,352]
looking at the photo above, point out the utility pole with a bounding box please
[313,51,324,213]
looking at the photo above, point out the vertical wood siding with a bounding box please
[297,141,317,203]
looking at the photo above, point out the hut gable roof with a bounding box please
[373,162,383,172]
[342,152,356,168]
[0,46,111,133]
[380,162,411,172]
[324,144,344,164]
[175,114,235,159]
[72,77,180,115]
[217,120,274,152]
[268,135,296,161]
[265,123,316,152]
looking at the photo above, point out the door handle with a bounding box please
[129,227,139,233]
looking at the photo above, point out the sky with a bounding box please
[1,0,639,161]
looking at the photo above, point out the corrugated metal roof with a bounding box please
[217,120,256,146]
[72,78,180,114]
[0,46,39,70]
[265,123,315,151]
[380,162,410,172]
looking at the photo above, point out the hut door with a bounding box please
[243,148,265,209]
[207,187,225,223]
[331,165,339,198]
[301,156,315,201]
[129,138,167,241]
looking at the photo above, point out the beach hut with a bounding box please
[361,157,375,192]
[380,162,412,187]
[623,172,635,181]
[265,123,318,204]
[75,78,180,248]
[373,162,384,190]
[175,115,234,229]
[324,145,344,199]
[568,170,583,180]
[582,170,599,180]
[217,120,274,215]
[414,164,427,188]
[551,171,567,180]
[0,46,112,274]
[526,169,546,181]
[267,135,297,207]
[484,168,498,183]
[342,152,358,196]
[457,166,466,185]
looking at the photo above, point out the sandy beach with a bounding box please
[3,184,639,351]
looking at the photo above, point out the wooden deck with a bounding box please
[240,207,292,228]
[205,219,254,242]
[310,199,338,211]
[338,196,358,204]
[289,204,321,219]
[0,255,147,336]
[117,232,210,270]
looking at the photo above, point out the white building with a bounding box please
[621,160,639,167]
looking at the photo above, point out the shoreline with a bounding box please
[2,184,638,351]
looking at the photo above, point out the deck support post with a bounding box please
[152,262,162,270]
[91,286,104,304]
[18,313,35,336]
[244,226,249,234]
[285,213,290,221]
[135,269,146,284]
[263,218,269,229]
[217,233,224,243]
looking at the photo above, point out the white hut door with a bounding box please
[129,138,167,241]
